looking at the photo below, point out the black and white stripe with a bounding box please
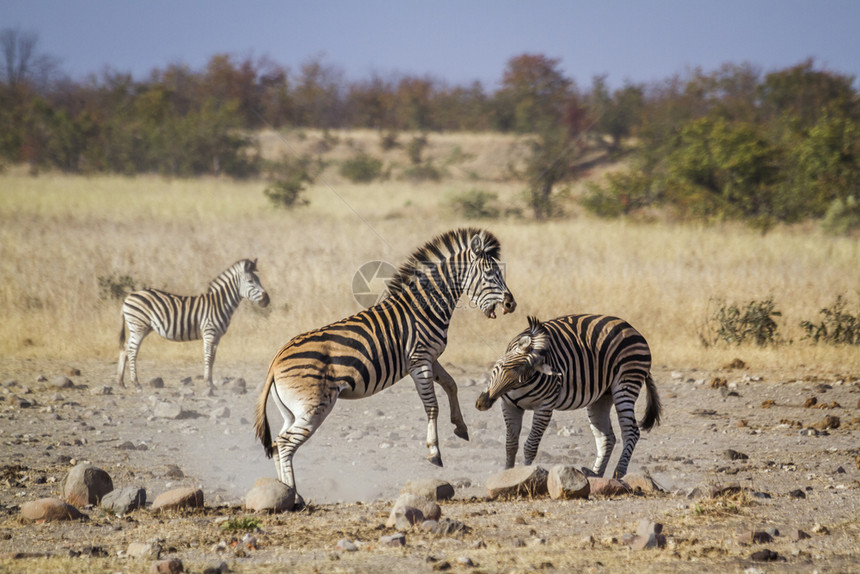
[255,228,516,500]
[117,258,269,394]
[476,314,661,478]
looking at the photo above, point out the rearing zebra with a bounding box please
[255,228,516,502]
[476,314,661,478]
[118,258,270,394]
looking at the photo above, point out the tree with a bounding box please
[0,28,59,91]
[589,76,645,153]
[497,53,573,133]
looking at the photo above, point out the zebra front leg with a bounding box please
[501,400,524,469]
[432,361,469,441]
[586,393,616,477]
[522,407,553,466]
[202,334,219,396]
[410,365,443,467]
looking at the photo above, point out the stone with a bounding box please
[151,559,184,573]
[637,519,663,537]
[788,489,806,499]
[378,533,406,547]
[803,396,817,408]
[587,477,631,497]
[153,402,184,419]
[750,549,780,562]
[485,466,548,499]
[20,497,84,522]
[210,406,230,420]
[245,480,296,512]
[386,493,440,528]
[148,377,164,389]
[429,518,469,536]
[623,473,664,494]
[812,415,840,430]
[227,378,247,394]
[723,449,749,461]
[66,367,82,376]
[101,486,146,515]
[52,376,74,389]
[64,463,114,506]
[152,487,204,512]
[738,530,773,545]
[629,533,666,550]
[336,539,358,552]
[547,465,590,500]
[788,528,810,541]
[128,541,161,559]
[400,478,455,501]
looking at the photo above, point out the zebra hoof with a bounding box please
[427,455,444,468]
[454,427,470,441]
[293,493,306,511]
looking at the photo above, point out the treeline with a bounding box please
[1,27,859,231]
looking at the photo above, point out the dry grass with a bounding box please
[1,137,859,377]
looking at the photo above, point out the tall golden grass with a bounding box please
[1,136,858,376]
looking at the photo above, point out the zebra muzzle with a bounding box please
[475,391,495,411]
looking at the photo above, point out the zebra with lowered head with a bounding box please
[476,314,661,478]
[255,228,516,503]
[118,258,270,395]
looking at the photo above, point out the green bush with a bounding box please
[710,297,783,346]
[448,189,500,219]
[220,516,261,532]
[379,131,401,151]
[263,155,316,209]
[98,274,137,301]
[582,170,655,218]
[407,135,428,165]
[821,196,860,235]
[402,162,443,182]
[800,295,860,345]
[340,153,383,183]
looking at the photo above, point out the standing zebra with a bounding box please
[476,314,661,478]
[255,228,516,502]
[118,258,270,395]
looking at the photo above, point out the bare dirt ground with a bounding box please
[1,357,859,573]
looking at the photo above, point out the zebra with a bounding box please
[117,258,270,395]
[255,228,516,502]
[475,314,661,478]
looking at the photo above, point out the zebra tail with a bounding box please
[254,363,277,459]
[639,373,662,432]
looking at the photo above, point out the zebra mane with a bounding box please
[208,259,256,292]
[385,228,501,297]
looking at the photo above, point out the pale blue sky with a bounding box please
[4,0,859,89]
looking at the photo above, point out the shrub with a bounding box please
[340,153,384,183]
[800,295,860,345]
[709,297,783,346]
[263,155,317,209]
[407,135,428,165]
[402,162,443,182]
[581,170,655,218]
[220,516,261,532]
[448,189,500,219]
[379,131,400,151]
[98,274,137,301]
[821,196,860,235]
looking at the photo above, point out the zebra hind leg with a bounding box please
[586,393,616,477]
[501,400,524,469]
[432,362,469,441]
[117,348,128,387]
[124,326,149,390]
[610,381,643,478]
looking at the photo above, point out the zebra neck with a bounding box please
[403,273,460,325]
[208,280,242,312]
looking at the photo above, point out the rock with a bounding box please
[547,465,590,499]
[400,478,455,501]
[788,528,810,541]
[738,530,773,545]
[245,479,296,512]
[386,493,440,528]
[101,486,146,515]
[64,463,114,506]
[621,473,663,494]
[20,497,84,522]
[750,549,780,562]
[485,466,548,499]
[336,539,358,552]
[128,541,161,559]
[210,406,230,420]
[152,487,204,512]
[723,449,749,461]
[587,477,631,497]
[66,367,82,376]
[788,489,806,499]
[457,556,475,566]
[812,415,840,430]
[429,518,470,536]
[148,377,164,389]
[151,558,184,573]
[811,523,830,535]
[630,533,666,550]
[201,563,229,574]
[637,519,663,537]
[803,396,817,408]
[379,533,406,547]
[52,376,74,389]
[227,378,247,394]
[152,402,184,419]
[90,385,112,395]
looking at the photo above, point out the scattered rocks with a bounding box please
[750,548,781,562]
[724,358,746,369]
[226,377,247,394]
[66,367,82,377]
[336,539,358,552]
[622,473,664,494]
[547,465,590,500]
[400,478,455,501]
[63,463,114,506]
[386,493,441,528]
[245,478,296,513]
[788,528,811,541]
[812,415,840,430]
[101,486,146,515]
[737,530,774,545]
[724,449,749,461]
[152,401,184,419]
[587,477,631,497]
[152,487,204,512]
[485,465,548,499]
[760,400,776,409]
[128,541,161,559]
[52,376,74,389]
[627,519,666,550]
[811,523,830,535]
[378,533,406,547]
[148,377,164,389]
[151,558,184,573]
[788,489,806,499]
[210,406,231,420]
[423,517,470,536]
[20,497,85,522]
[803,396,817,408]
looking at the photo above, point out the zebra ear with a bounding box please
[516,334,532,352]
[469,233,485,256]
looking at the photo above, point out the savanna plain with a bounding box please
[1,130,859,573]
